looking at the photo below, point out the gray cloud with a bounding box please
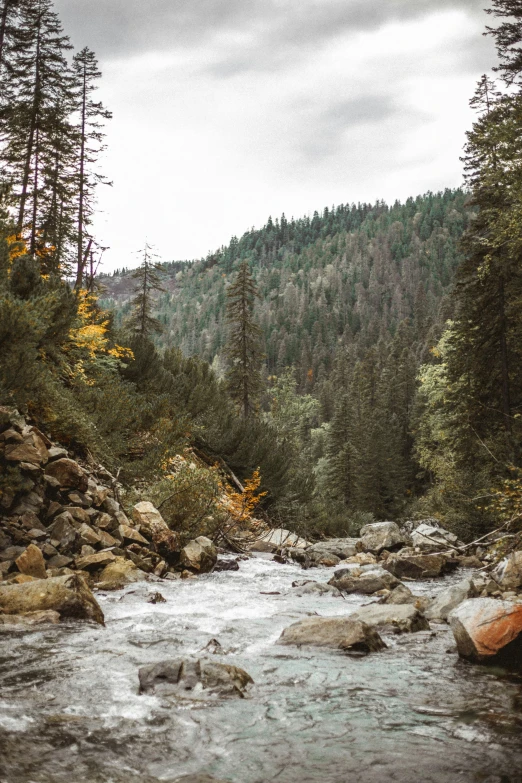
[55,0,490,61]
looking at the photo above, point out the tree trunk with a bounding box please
[498,275,512,434]
[75,60,87,288]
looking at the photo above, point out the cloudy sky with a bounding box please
[54,0,495,271]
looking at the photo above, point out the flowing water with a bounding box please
[1,556,522,783]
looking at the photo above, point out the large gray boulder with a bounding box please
[329,566,400,594]
[179,536,218,573]
[449,598,522,666]
[425,578,477,622]
[493,551,522,591]
[383,552,449,580]
[278,616,386,653]
[358,521,405,554]
[411,522,461,552]
[288,538,358,567]
[138,658,253,699]
[0,574,104,624]
[347,603,430,633]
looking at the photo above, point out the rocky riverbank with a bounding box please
[2,405,522,782]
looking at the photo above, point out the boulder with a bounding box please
[329,566,400,594]
[48,512,78,550]
[288,547,340,567]
[213,558,240,572]
[0,610,60,626]
[383,552,448,580]
[259,528,309,550]
[411,522,460,552]
[449,598,522,667]
[95,557,147,590]
[347,604,430,633]
[278,616,385,654]
[132,501,179,560]
[138,658,253,699]
[308,538,358,560]
[293,581,342,597]
[358,521,405,554]
[179,536,217,573]
[78,523,101,546]
[0,574,104,624]
[74,550,116,571]
[380,583,416,605]
[15,544,47,580]
[4,428,48,466]
[426,578,477,622]
[118,524,149,545]
[493,551,522,591]
[44,458,88,492]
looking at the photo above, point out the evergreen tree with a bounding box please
[71,47,111,288]
[224,260,263,417]
[0,0,73,262]
[125,243,165,338]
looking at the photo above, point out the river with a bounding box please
[1,556,521,783]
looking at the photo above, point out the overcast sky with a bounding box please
[54,0,495,271]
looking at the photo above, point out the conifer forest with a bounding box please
[2,2,522,783]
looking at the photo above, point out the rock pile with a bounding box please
[0,406,218,610]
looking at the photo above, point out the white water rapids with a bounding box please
[1,555,521,783]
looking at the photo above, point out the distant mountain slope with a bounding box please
[99,189,472,388]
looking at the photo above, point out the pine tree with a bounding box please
[125,243,165,338]
[71,47,111,288]
[0,0,73,262]
[224,260,263,417]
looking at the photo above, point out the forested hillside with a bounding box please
[101,190,470,386]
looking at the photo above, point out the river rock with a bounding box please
[138,658,253,699]
[96,557,147,590]
[411,522,461,552]
[48,512,78,550]
[74,550,116,571]
[493,551,522,591]
[0,574,104,624]
[426,578,477,622]
[358,521,405,554]
[449,598,522,666]
[278,616,385,653]
[44,458,88,492]
[383,552,448,579]
[347,603,430,633]
[293,581,342,597]
[179,536,217,573]
[329,566,400,594]
[259,528,309,551]
[5,428,48,466]
[15,544,47,579]
[132,501,180,560]
[380,583,416,604]
[0,609,60,626]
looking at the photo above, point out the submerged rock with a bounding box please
[179,536,217,573]
[449,598,522,667]
[328,566,400,594]
[138,658,253,699]
[278,616,385,653]
[0,574,104,624]
[358,521,405,554]
[347,603,430,633]
[0,609,60,626]
[292,581,342,597]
